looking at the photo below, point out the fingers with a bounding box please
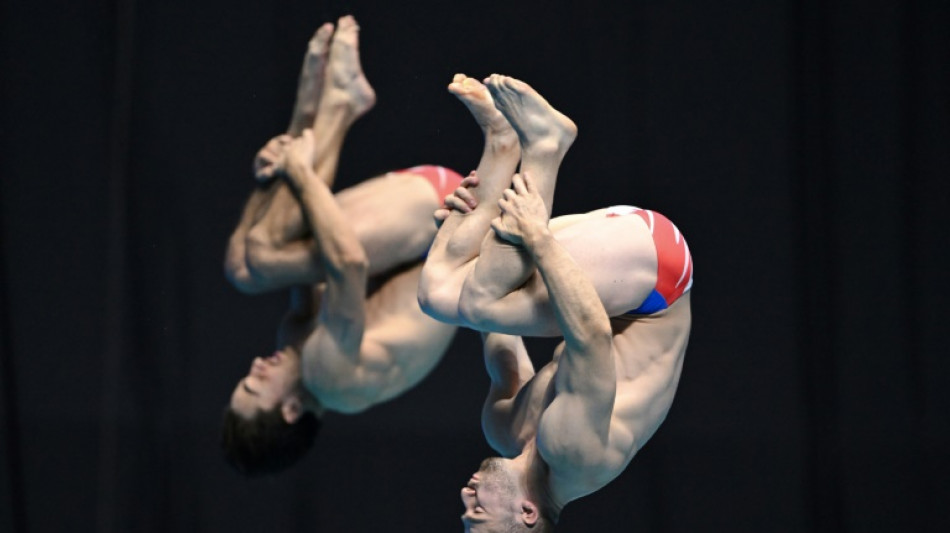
[264,134,292,153]
[520,171,536,193]
[460,171,480,188]
[456,185,478,208]
[255,167,276,181]
[443,192,473,214]
[433,208,450,228]
[511,173,529,195]
[490,216,504,237]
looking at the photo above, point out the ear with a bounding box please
[520,500,539,527]
[280,395,304,424]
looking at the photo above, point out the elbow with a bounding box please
[330,248,368,282]
[339,249,369,274]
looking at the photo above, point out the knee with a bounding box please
[244,227,273,279]
[417,265,461,325]
[223,259,266,295]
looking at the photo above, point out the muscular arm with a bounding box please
[279,137,371,399]
[492,174,615,488]
[480,332,539,456]
[223,134,319,293]
[528,227,617,493]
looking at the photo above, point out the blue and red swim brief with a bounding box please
[605,205,694,315]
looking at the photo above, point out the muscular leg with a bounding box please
[418,75,521,323]
[459,76,577,329]
[224,24,333,293]
[287,22,334,137]
[224,181,284,294]
[241,16,375,290]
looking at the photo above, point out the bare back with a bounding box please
[550,293,690,502]
[359,263,458,404]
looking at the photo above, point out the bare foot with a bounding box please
[448,74,514,138]
[289,22,334,133]
[484,74,577,155]
[323,15,376,118]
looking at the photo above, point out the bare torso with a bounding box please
[483,293,691,505]
[287,262,457,414]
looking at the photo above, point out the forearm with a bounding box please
[285,160,367,276]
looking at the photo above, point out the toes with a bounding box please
[337,15,359,32]
[316,23,334,43]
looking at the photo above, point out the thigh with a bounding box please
[464,212,659,337]
[251,183,309,245]
[335,172,442,270]
[553,212,658,317]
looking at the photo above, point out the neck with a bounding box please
[518,441,563,522]
[279,346,325,418]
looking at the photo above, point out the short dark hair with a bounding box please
[220,406,321,477]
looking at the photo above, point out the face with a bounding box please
[229,350,302,419]
[460,457,520,532]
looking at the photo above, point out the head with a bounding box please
[460,457,557,533]
[221,349,322,476]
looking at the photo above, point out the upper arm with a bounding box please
[480,333,540,455]
[536,336,616,476]
[482,332,534,398]
[317,258,369,355]
[298,263,368,392]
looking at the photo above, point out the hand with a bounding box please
[490,172,549,246]
[434,171,480,228]
[252,134,293,183]
[276,129,318,189]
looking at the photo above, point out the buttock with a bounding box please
[392,165,464,205]
[604,206,693,315]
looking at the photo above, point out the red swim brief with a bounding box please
[396,165,464,205]
[605,205,693,315]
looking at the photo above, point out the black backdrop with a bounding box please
[2,1,948,532]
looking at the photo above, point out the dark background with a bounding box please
[2,0,948,531]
